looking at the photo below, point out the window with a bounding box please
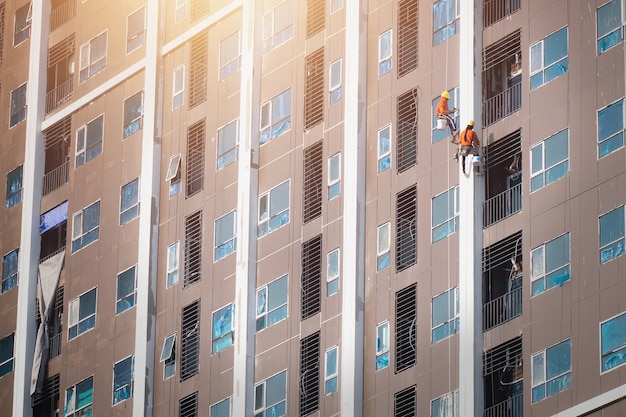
[398,0,418,76]
[330,0,342,13]
[165,153,182,198]
[432,287,460,343]
[531,232,570,296]
[530,26,568,90]
[10,82,27,127]
[329,59,342,105]
[217,119,238,170]
[601,312,626,373]
[531,339,572,403]
[0,4,5,65]
[256,274,288,331]
[186,119,205,197]
[301,235,322,320]
[597,98,624,158]
[113,356,133,405]
[13,2,31,46]
[432,87,459,143]
[597,0,622,54]
[79,31,107,83]
[160,333,176,379]
[306,0,325,38]
[433,0,459,46]
[376,321,389,370]
[219,31,240,80]
[325,346,338,395]
[431,390,459,417]
[68,287,97,340]
[180,300,200,380]
[327,153,341,200]
[166,242,180,288]
[258,180,290,237]
[64,376,93,417]
[120,178,139,224]
[432,185,459,243]
[189,31,207,108]
[71,201,100,253]
[183,211,202,287]
[173,65,184,109]
[599,206,625,264]
[260,89,291,144]
[262,0,293,52]
[215,210,237,261]
[304,47,324,130]
[75,115,104,168]
[395,284,417,372]
[116,266,136,314]
[175,0,186,22]
[0,333,14,377]
[303,141,323,223]
[396,185,417,272]
[397,89,417,172]
[531,128,569,192]
[2,249,18,293]
[300,332,320,415]
[395,385,417,416]
[191,0,208,21]
[255,370,287,417]
[378,125,392,173]
[123,91,144,139]
[327,248,339,296]
[378,30,392,77]
[212,303,234,354]
[5,165,22,210]
[126,6,145,53]
[179,392,198,417]
[377,222,391,271]
[210,397,231,417]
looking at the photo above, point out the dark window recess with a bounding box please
[301,235,322,320]
[397,0,418,77]
[304,48,324,130]
[40,219,67,261]
[46,34,75,114]
[482,231,522,332]
[189,31,207,108]
[484,0,521,28]
[303,141,323,223]
[186,119,205,197]
[484,336,523,416]
[397,89,418,172]
[396,185,417,272]
[180,301,200,381]
[183,211,202,287]
[394,385,417,417]
[0,3,5,66]
[43,117,71,196]
[32,373,60,417]
[179,391,199,417]
[299,331,320,416]
[395,283,417,373]
[306,0,325,38]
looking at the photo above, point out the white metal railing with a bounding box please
[483,182,522,228]
[39,245,66,264]
[484,0,521,27]
[483,285,522,331]
[483,83,522,127]
[46,79,74,114]
[49,0,76,32]
[42,159,69,196]
[484,392,523,417]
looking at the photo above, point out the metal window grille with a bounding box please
[183,211,202,287]
[398,0,418,77]
[482,231,522,274]
[395,284,417,373]
[484,129,522,172]
[484,336,523,376]
[396,89,418,172]
[190,0,209,22]
[48,34,75,68]
[301,235,322,320]
[396,185,417,272]
[32,373,60,413]
[0,4,4,66]
[186,119,205,197]
[180,301,200,381]
[484,0,521,28]
[306,0,325,38]
[483,29,521,72]
[304,48,324,130]
[179,391,198,417]
[394,385,417,416]
[299,331,320,416]
[303,141,323,223]
[189,31,207,108]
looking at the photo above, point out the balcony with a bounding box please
[50,0,76,32]
[483,283,522,331]
[46,78,73,114]
[484,0,521,28]
[484,336,523,417]
[43,158,69,196]
[484,393,523,417]
[483,83,522,127]
[484,182,521,227]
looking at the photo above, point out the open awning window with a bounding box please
[165,154,181,182]
[160,334,176,362]
[40,201,68,234]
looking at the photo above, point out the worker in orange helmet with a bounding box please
[436,90,458,142]
[457,120,480,175]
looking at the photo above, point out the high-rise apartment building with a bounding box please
[0,1,625,416]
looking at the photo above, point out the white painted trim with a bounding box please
[552,384,626,417]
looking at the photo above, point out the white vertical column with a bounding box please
[232,1,261,415]
[12,2,50,417]
[458,1,484,417]
[132,1,163,416]
[341,1,367,416]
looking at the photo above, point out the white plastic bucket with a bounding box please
[436,118,447,130]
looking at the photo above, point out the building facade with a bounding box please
[0,0,625,416]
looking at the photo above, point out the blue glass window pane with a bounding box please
[544,28,568,66]
[273,91,291,123]
[266,371,286,406]
[432,322,451,342]
[601,239,625,264]
[545,131,568,167]
[267,402,286,417]
[531,144,543,174]
[598,30,621,53]
[601,314,626,355]
[216,212,236,246]
[531,175,544,193]
[327,279,339,296]
[268,305,287,325]
[602,346,626,372]
[378,155,391,172]
[329,183,340,199]
[546,266,570,289]
[598,100,623,141]
[0,334,14,364]
[325,376,338,394]
[545,58,568,84]
[532,385,545,403]
[379,60,391,76]
[432,292,449,327]
[377,252,390,270]
[597,0,621,38]
[546,373,571,396]
[76,378,93,408]
[546,161,568,185]
[213,305,233,339]
[531,278,545,296]
[530,73,543,90]
[80,289,97,320]
[546,340,571,379]
[376,352,389,370]
[545,234,569,273]
[599,132,624,158]
[83,203,101,232]
[600,206,625,247]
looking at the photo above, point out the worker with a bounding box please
[457,120,480,175]
[436,90,457,141]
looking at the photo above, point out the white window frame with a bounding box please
[260,88,292,144]
[325,346,339,395]
[328,153,341,200]
[530,128,569,192]
[597,98,625,159]
[212,303,235,354]
[115,265,137,315]
[256,274,288,331]
[378,30,392,77]
[13,2,31,47]
[120,178,140,224]
[9,82,27,127]
[329,58,342,104]
[123,91,144,139]
[258,180,290,237]
[431,185,460,243]
[160,333,176,379]
[71,200,101,253]
[75,114,104,168]
[112,355,134,405]
[529,26,568,90]
[327,248,340,296]
[210,397,232,417]
[599,205,625,264]
[254,370,287,416]
[64,376,93,417]
[531,339,572,403]
[79,30,108,84]
[217,119,239,170]
[219,31,241,80]
[0,333,14,377]
[378,124,392,173]
[262,0,293,53]
[214,210,237,262]
[126,6,146,53]
[431,287,460,343]
[431,389,459,417]
[600,311,626,373]
[1,249,19,294]
[68,287,97,340]
[530,232,571,296]
[175,0,187,22]
[165,153,182,198]
[376,321,390,370]
[5,165,23,210]
[173,65,185,109]
[377,222,391,271]
[167,241,180,288]
[330,0,343,13]
[596,0,623,54]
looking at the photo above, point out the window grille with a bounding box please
[190,0,208,22]
[397,89,418,172]
[482,231,522,274]
[304,48,324,130]
[484,336,523,377]
[398,0,418,77]
[0,3,5,66]
[179,392,198,417]
[394,385,417,416]
[48,34,75,68]
[180,301,200,381]
[484,129,521,172]
[299,331,320,416]
[395,283,417,373]
[396,185,417,272]
[306,0,325,38]
[483,29,521,72]
[484,0,521,28]
[303,141,323,223]
[301,235,322,320]
[186,119,205,197]
[189,31,207,108]
[183,211,202,287]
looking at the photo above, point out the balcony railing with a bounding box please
[43,159,69,196]
[50,0,76,32]
[46,79,73,114]
[484,0,521,28]
[484,392,523,417]
[49,333,62,359]
[39,245,66,264]
[484,285,522,331]
[483,83,522,127]
[483,182,522,228]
